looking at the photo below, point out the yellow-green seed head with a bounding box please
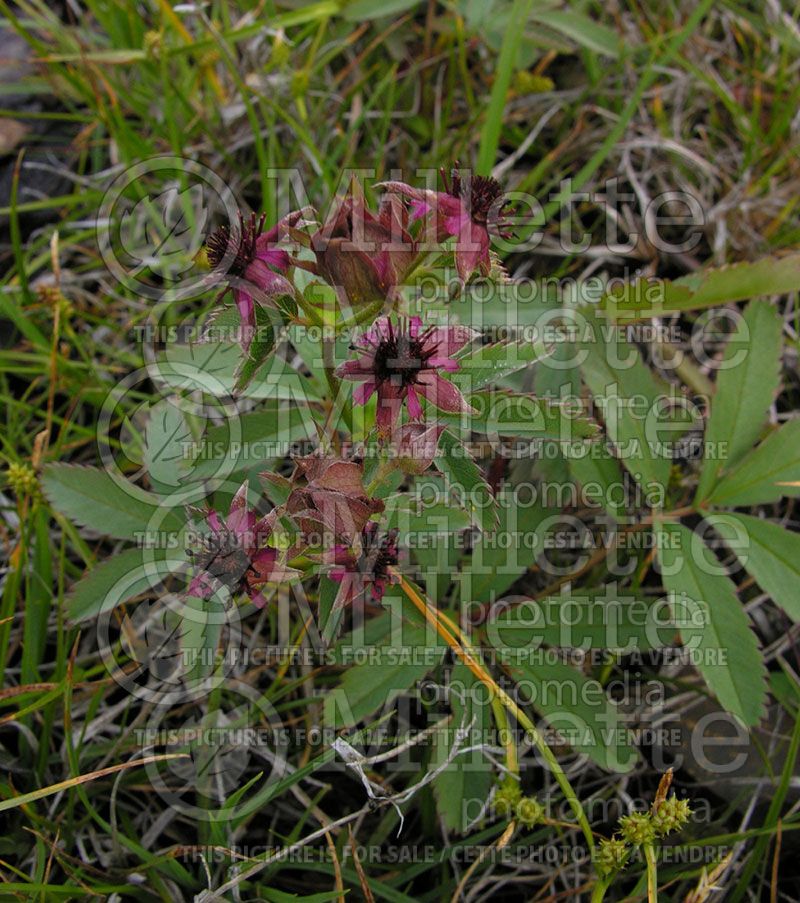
[651,795,692,836]
[272,32,291,68]
[619,812,656,846]
[291,70,309,98]
[493,778,522,819]
[7,462,38,498]
[515,796,545,828]
[595,837,629,879]
[143,30,162,57]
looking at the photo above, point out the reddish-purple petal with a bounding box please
[427,356,459,372]
[394,422,445,474]
[336,356,375,380]
[416,371,475,414]
[254,246,290,271]
[375,383,405,433]
[353,380,377,405]
[443,209,470,238]
[228,481,248,513]
[377,181,434,205]
[406,385,423,419]
[244,260,294,299]
[227,507,256,538]
[234,289,255,354]
[370,316,392,342]
[251,547,278,569]
[252,509,278,540]
[258,209,305,246]
[188,573,215,599]
[410,200,431,220]
[428,324,478,358]
[226,482,255,536]
[373,252,395,286]
[454,219,490,282]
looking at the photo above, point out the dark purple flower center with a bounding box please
[442,168,505,225]
[359,525,399,584]
[367,320,439,387]
[190,530,251,590]
[205,211,266,276]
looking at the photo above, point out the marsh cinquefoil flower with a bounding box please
[205,211,300,353]
[328,522,400,609]
[188,481,284,609]
[311,193,417,309]
[336,315,476,433]
[380,167,511,282]
[284,451,385,546]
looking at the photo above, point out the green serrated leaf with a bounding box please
[432,663,493,833]
[439,389,596,442]
[65,547,185,622]
[450,339,551,394]
[567,443,627,522]
[188,405,317,482]
[657,522,766,726]
[383,486,472,543]
[705,513,800,622]
[696,301,783,503]
[42,463,183,541]
[201,304,241,340]
[579,310,674,494]
[602,252,800,321]
[487,586,673,652]
[323,594,445,728]
[180,595,225,684]
[707,419,800,507]
[459,488,554,604]
[156,337,319,401]
[435,430,497,532]
[502,656,637,772]
[234,304,282,394]
[413,532,462,605]
[144,398,192,490]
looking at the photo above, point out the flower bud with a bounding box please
[314,235,389,308]
[392,423,445,475]
[282,451,384,548]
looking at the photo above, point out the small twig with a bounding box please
[450,820,516,903]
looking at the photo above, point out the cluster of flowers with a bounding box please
[595,793,693,880]
[187,455,392,612]
[191,169,510,614]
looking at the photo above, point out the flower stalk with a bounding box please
[396,574,594,852]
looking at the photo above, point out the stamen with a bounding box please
[205,210,267,276]
[370,318,437,387]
